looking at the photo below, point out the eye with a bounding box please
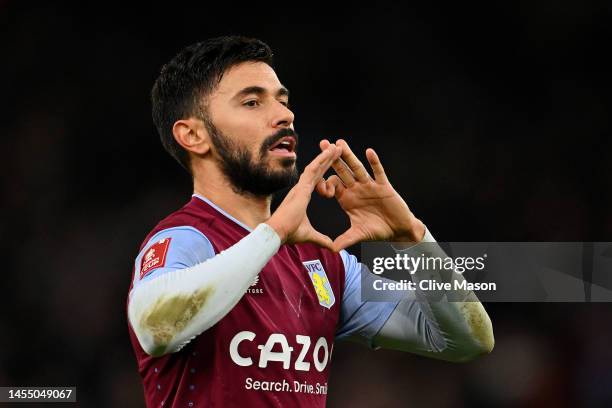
[280,100,291,108]
[243,100,259,107]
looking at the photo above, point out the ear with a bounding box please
[172,117,211,156]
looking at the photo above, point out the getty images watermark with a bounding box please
[370,252,496,292]
[360,242,612,302]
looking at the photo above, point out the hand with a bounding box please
[266,144,342,250]
[316,139,425,251]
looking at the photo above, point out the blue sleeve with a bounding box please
[335,250,400,345]
[131,226,216,288]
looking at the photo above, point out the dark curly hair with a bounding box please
[151,36,274,173]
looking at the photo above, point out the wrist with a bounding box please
[395,217,426,243]
[264,218,287,243]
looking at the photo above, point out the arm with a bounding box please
[335,233,493,362]
[372,228,494,362]
[318,139,493,361]
[128,144,342,356]
[128,224,280,356]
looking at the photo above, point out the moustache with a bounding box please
[260,128,299,154]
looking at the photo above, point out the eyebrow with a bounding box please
[232,86,290,101]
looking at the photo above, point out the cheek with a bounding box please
[212,107,269,153]
[228,120,267,151]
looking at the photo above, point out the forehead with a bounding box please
[213,61,283,99]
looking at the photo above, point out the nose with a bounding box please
[271,101,295,129]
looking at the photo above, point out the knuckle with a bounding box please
[298,172,313,184]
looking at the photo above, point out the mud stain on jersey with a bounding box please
[459,302,495,353]
[141,287,214,356]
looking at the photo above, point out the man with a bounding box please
[127,36,494,407]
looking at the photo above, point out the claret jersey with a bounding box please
[127,194,397,407]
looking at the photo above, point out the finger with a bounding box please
[365,148,389,184]
[302,145,341,187]
[315,178,334,198]
[332,228,362,252]
[319,139,356,187]
[305,228,335,251]
[331,157,356,187]
[319,139,332,151]
[336,139,372,182]
[326,175,345,198]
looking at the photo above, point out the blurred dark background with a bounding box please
[1,2,611,407]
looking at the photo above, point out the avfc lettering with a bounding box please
[229,331,331,372]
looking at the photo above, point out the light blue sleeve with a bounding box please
[335,250,400,345]
[131,226,216,288]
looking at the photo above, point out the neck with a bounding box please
[192,163,272,230]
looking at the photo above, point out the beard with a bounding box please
[206,121,299,197]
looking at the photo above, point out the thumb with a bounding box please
[332,228,362,252]
[304,228,335,251]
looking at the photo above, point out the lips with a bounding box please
[268,136,296,153]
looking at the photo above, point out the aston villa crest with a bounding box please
[302,260,335,309]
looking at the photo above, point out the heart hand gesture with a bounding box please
[315,139,425,252]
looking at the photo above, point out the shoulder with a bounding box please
[142,226,211,252]
[137,226,215,262]
[132,225,216,286]
[144,200,216,244]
